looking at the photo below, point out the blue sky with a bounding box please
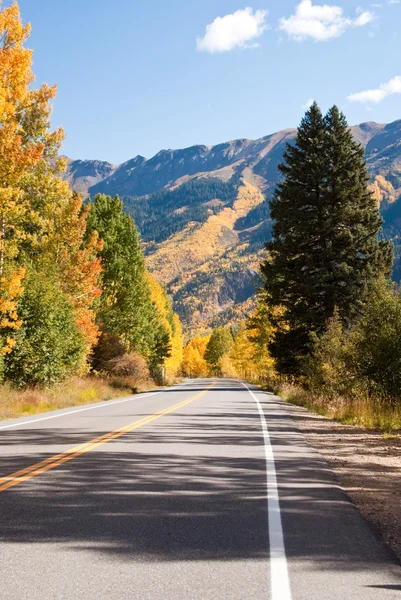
[10,0,401,164]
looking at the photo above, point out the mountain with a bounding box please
[62,158,117,196]
[63,119,401,335]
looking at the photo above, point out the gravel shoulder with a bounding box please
[286,402,401,563]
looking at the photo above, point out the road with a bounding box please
[0,379,400,599]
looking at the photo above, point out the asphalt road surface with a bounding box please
[0,379,400,600]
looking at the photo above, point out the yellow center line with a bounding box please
[0,381,215,494]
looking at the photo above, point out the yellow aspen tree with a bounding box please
[0,2,64,354]
[228,322,258,380]
[0,2,103,368]
[147,273,184,381]
[0,2,63,267]
[182,336,210,377]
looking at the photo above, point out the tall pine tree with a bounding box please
[261,103,392,376]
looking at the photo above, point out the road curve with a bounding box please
[0,379,400,599]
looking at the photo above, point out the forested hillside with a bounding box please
[65,120,401,334]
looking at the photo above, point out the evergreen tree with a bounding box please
[205,327,233,374]
[261,103,392,376]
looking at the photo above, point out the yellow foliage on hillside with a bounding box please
[147,180,265,286]
[368,175,396,206]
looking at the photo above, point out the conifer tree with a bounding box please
[262,103,392,376]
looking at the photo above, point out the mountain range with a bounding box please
[63,119,401,335]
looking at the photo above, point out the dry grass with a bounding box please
[277,383,401,433]
[0,376,156,422]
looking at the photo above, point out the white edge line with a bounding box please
[241,381,292,600]
[0,383,189,431]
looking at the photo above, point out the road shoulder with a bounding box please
[285,401,401,564]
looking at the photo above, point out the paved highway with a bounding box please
[0,379,400,599]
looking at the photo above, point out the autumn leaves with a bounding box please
[0,3,183,387]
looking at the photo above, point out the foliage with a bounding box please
[297,279,401,428]
[350,278,401,403]
[262,103,393,376]
[146,180,265,335]
[38,193,103,356]
[303,311,355,400]
[125,177,236,244]
[235,198,270,231]
[0,3,103,384]
[247,302,277,383]
[86,194,169,368]
[105,353,149,386]
[205,327,233,374]
[182,335,210,378]
[147,273,183,382]
[220,322,257,379]
[4,273,85,387]
[0,266,25,359]
[91,329,126,373]
[0,2,63,274]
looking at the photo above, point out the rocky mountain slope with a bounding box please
[63,119,401,334]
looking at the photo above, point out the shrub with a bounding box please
[106,353,149,388]
[351,278,401,404]
[303,311,357,400]
[4,274,86,387]
[91,329,126,372]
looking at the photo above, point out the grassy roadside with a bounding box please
[0,376,157,422]
[275,384,401,434]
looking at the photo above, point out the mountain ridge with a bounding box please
[63,120,399,199]
[62,118,401,334]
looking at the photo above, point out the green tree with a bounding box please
[351,278,401,403]
[4,273,85,387]
[86,194,170,369]
[205,327,233,374]
[261,103,392,376]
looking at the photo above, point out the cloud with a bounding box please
[196,8,268,53]
[348,75,401,104]
[388,0,400,4]
[279,0,374,41]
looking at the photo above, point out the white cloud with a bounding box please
[348,75,401,104]
[388,0,400,4]
[279,0,374,42]
[196,7,268,53]
[355,7,375,25]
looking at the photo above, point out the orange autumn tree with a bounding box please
[0,2,60,354]
[0,1,63,354]
[0,1,103,379]
[38,193,103,364]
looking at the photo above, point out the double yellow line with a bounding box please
[0,381,215,494]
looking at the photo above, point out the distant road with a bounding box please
[0,379,400,599]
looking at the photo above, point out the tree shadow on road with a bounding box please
[0,387,400,578]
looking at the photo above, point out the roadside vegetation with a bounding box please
[183,104,401,433]
[0,3,182,420]
[1,1,401,435]
[254,104,400,432]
